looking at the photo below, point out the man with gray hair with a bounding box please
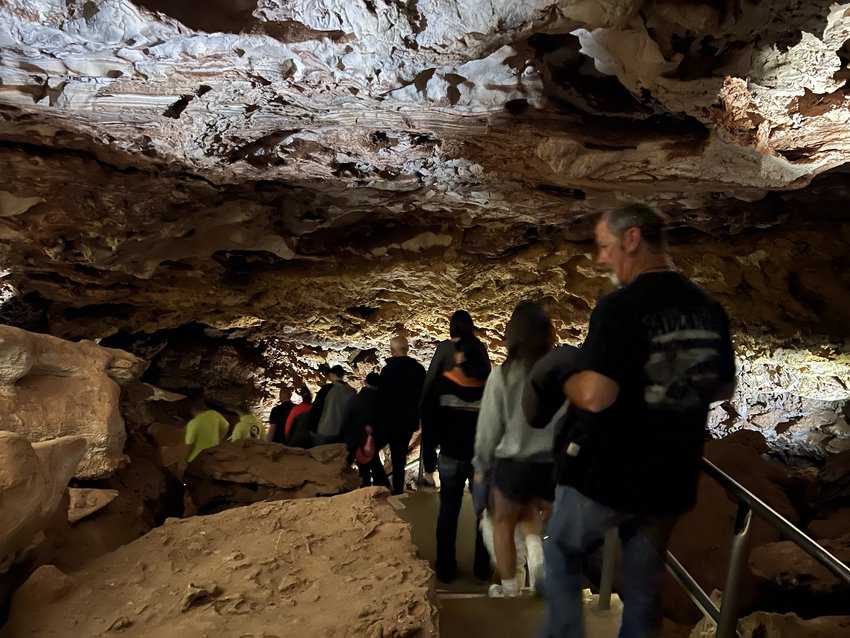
[378,335,426,494]
[534,203,736,637]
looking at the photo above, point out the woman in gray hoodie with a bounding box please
[474,301,559,597]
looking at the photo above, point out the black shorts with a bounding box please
[493,458,555,504]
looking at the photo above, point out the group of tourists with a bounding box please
[184,204,736,638]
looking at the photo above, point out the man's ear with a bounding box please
[622,226,641,253]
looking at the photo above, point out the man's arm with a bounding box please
[564,371,619,413]
[563,298,625,414]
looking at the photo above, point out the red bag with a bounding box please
[355,425,376,464]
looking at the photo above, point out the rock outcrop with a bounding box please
[0,432,86,571]
[0,325,145,479]
[665,431,801,623]
[34,436,184,573]
[735,612,850,638]
[2,488,438,638]
[67,488,119,525]
[184,440,359,513]
[749,534,850,614]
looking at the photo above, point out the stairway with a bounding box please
[393,489,625,638]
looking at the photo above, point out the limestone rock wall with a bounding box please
[0,324,145,478]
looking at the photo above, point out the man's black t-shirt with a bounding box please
[269,401,295,443]
[560,271,735,516]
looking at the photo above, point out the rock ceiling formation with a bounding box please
[1,1,849,444]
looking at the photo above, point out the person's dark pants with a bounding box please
[436,455,492,582]
[388,433,412,495]
[358,457,390,489]
[540,485,675,638]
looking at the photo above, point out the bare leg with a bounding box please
[493,487,522,582]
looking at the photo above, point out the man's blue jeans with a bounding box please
[540,486,675,638]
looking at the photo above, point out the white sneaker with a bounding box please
[488,582,519,598]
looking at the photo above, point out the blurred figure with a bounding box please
[311,365,355,445]
[378,336,426,495]
[474,301,558,597]
[230,407,263,441]
[185,404,230,462]
[421,337,491,583]
[342,372,390,488]
[267,386,294,443]
[285,386,313,447]
[420,310,491,484]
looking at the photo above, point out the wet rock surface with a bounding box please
[2,488,438,638]
[185,440,359,513]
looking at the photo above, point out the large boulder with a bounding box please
[736,612,850,637]
[665,431,800,623]
[2,488,438,637]
[749,534,850,615]
[0,432,86,571]
[809,508,850,540]
[0,325,145,479]
[33,436,183,573]
[185,440,359,513]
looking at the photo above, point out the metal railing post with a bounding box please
[597,527,619,611]
[716,502,752,638]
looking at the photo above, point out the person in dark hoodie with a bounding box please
[342,372,391,488]
[377,336,426,495]
[419,310,491,484]
[310,364,355,445]
[422,337,492,583]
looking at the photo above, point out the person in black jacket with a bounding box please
[421,338,492,583]
[419,310,491,485]
[266,387,294,444]
[342,372,390,488]
[377,336,426,495]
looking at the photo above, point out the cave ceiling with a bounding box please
[0,0,849,360]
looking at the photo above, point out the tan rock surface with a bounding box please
[0,431,86,571]
[736,612,850,638]
[185,440,360,513]
[0,325,145,479]
[2,488,438,638]
[67,488,119,525]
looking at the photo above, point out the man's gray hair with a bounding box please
[603,203,668,252]
[390,335,409,355]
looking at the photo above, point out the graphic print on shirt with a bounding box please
[642,309,725,411]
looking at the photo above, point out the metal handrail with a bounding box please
[701,459,850,585]
[598,457,850,638]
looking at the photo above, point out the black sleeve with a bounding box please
[577,297,630,384]
[523,345,580,428]
[420,378,440,473]
[477,338,492,377]
[716,304,736,385]
[308,385,330,432]
[420,342,450,406]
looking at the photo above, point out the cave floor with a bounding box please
[394,489,623,638]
